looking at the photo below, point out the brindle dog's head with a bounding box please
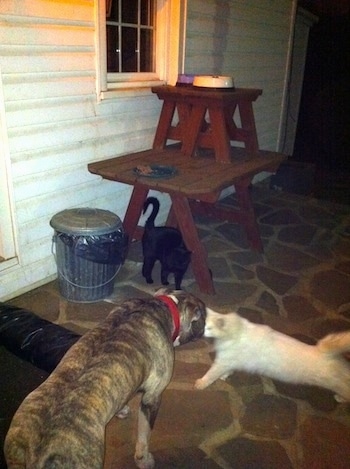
[155,288,207,345]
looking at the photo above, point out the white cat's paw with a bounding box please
[194,378,207,390]
[116,405,130,419]
[220,374,229,381]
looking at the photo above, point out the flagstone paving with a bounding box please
[2,180,350,468]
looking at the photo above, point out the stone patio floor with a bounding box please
[2,180,350,468]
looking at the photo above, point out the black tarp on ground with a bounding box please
[0,302,80,373]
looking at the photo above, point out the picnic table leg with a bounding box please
[188,179,263,253]
[170,193,215,295]
[166,204,178,228]
[207,106,231,163]
[234,179,263,251]
[237,101,259,153]
[123,185,149,250]
[181,104,207,157]
[153,101,177,150]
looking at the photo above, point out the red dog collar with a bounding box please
[156,295,180,342]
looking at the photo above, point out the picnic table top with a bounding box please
[88,148,286,202]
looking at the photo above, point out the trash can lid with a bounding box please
[50,208,123,235]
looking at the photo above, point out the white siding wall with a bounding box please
[0,0,296,301]
[184,0,295,150]
[0,0,163,300]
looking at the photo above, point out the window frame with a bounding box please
[96,0,186,99]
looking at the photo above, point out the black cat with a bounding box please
[142,197,191,290]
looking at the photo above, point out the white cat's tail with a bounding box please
[317,331,350,356]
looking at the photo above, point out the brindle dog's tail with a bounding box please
[143,197,160,228]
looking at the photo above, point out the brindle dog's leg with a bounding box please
[134,396,161,469]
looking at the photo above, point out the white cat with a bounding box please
[195,309,350,402]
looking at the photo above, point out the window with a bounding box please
[106,0,155,73]
[97,0,185,97]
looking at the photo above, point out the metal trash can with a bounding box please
[50,208,127,303]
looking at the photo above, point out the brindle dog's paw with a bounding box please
[335,394,347,403]
[116,405,130,419]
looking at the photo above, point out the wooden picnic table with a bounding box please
[88,147,285,294]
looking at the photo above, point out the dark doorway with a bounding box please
[293,1,350,203]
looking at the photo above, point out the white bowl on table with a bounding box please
[193,75,234,89]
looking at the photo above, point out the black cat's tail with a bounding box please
[143,197,160,227]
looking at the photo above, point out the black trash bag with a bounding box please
[56,230,128,265]
[0,303,81,373]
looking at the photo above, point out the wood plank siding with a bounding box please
[0,0,296,301]
[184,0,295,150]
[0,0,162,300]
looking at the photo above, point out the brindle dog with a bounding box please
[4,289,207,469]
